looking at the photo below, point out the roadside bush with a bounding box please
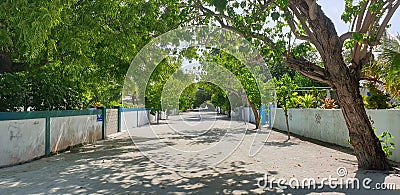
[298,93,317,108]
[0,67,87,111]
[0,73,30,111]
[363,83,391,109]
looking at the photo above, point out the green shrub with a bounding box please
[298,93,317,108]
[0,67,88,111]
[363,83,390,109]
[378,131,396,158]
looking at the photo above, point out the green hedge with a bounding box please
[0,71,87,112]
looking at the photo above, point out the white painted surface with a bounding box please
[121,110,149,131]
[0,119,45,167]
[367,109,400,162]
[121,111,137,131]
[50,115,102,152]
[241,107,256,123]
[138,110,149,126]
[0,115,102,167]
[273,108,400,162]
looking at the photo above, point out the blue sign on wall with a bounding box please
[96,114,102,122]
[88,108,102,122]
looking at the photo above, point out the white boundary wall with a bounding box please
[0,119,46,167]
[0,115,101,167]
[242,107,255,123]
[273,108,400,162]
[121,110,150,131]
[50,115,102,152]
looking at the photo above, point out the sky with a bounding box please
[319,0,400,35]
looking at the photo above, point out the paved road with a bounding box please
[0,111,399,194]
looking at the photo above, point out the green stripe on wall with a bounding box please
[0,110,102,121]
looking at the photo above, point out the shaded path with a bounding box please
[0,111,399,194]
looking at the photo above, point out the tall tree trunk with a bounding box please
[334,77,389,170]
[284,0,393,170]
[284,110,290,140]
[0,51,13,73]
[0,51,28,73]
[249,102,260,129]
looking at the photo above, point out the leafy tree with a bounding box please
[380,34,400,97]
[161,77,191,111]
[274,74,298,139]
[179,83,197,111]
[204,50,267,129]
[293,72,326,88]
[361,33,399,107]
[187,0,399,170]
[145,58,186,113]
[1,0,187,110]
[193,88,211,108]
[211,90,230,113]
[0,0,185,73]
[365,33,400,98]
[0,63,88,111]
[202,82,232,115]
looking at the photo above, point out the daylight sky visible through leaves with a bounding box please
[176,0,400,76]
[319,0,399,35]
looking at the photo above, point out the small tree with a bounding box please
[274,74,298,140]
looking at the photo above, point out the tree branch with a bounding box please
[374,1,400,45]
[285,53,330,85]
[351,1,399,66]
[297,69,330,85]
[284,8,311,42]
[289,4,325,55]
[256,0,274,16]
[359,3,376,33]
[196,1,275,47]
[355,1,368,31]
[304,0,317,20]
[340,32,353,45]
[360,77,385,85]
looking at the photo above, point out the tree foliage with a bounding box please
[274,74,298,139]
[363,33,400,98]
[0,0,187,111]
[0,63,89,111]
[193,88,211,108]
[186,0,399,169]
[363,83,391,109]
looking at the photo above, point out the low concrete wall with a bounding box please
[242,107,256,123]
[138,110,150,126]
[273,108,400,162]
[106,109,118,135]
[0,110,103,167]
[0,119,46,167]
[50,115,102,152]
[121,110,149,131]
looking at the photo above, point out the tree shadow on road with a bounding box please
[1,133,398,194]
[264,141,298,148]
